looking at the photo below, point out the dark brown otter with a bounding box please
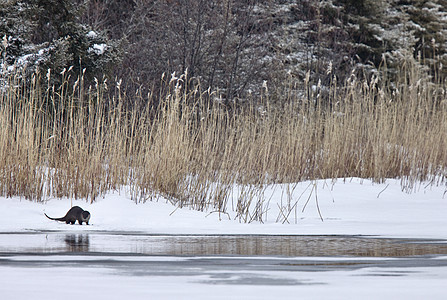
[45,206,91,225]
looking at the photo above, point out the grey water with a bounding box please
[1,232,447,256]
[1,232,447,286]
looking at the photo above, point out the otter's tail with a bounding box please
[44,213,64,222]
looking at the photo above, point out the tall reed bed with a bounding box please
[1,60,446,221]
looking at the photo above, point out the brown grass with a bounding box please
[1,58,446,222]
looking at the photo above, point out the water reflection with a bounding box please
[138,235,447,257]
[0,233,446,257]
[63,234,90,252]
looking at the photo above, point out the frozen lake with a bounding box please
[1,232,447,299]
[1,179,447,299]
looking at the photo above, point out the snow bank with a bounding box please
[1,178,446,239]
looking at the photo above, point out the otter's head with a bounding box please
[81,211,91,222]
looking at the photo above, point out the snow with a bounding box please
[86,30,98,38]
[0,178,446,237]
[1,178,447,299]
[88,43,107,55]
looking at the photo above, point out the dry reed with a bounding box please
[1,57,446,222]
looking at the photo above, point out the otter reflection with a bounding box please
[64,234,90,252]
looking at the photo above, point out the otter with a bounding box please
[45,206,91,225]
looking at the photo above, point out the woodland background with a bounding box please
[2,0,447,102]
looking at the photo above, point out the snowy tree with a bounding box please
[0,0,121,84]
[403,0,447,77]
[0,1,39,72]
[270,0,447,88]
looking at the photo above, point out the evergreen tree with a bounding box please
[0,1,36,70]
[0,0,121,83]
[405,0,447,77]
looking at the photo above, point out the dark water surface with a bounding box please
[1,232,446,257]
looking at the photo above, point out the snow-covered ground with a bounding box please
[1,178,447,299]
[1,178,446,238]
